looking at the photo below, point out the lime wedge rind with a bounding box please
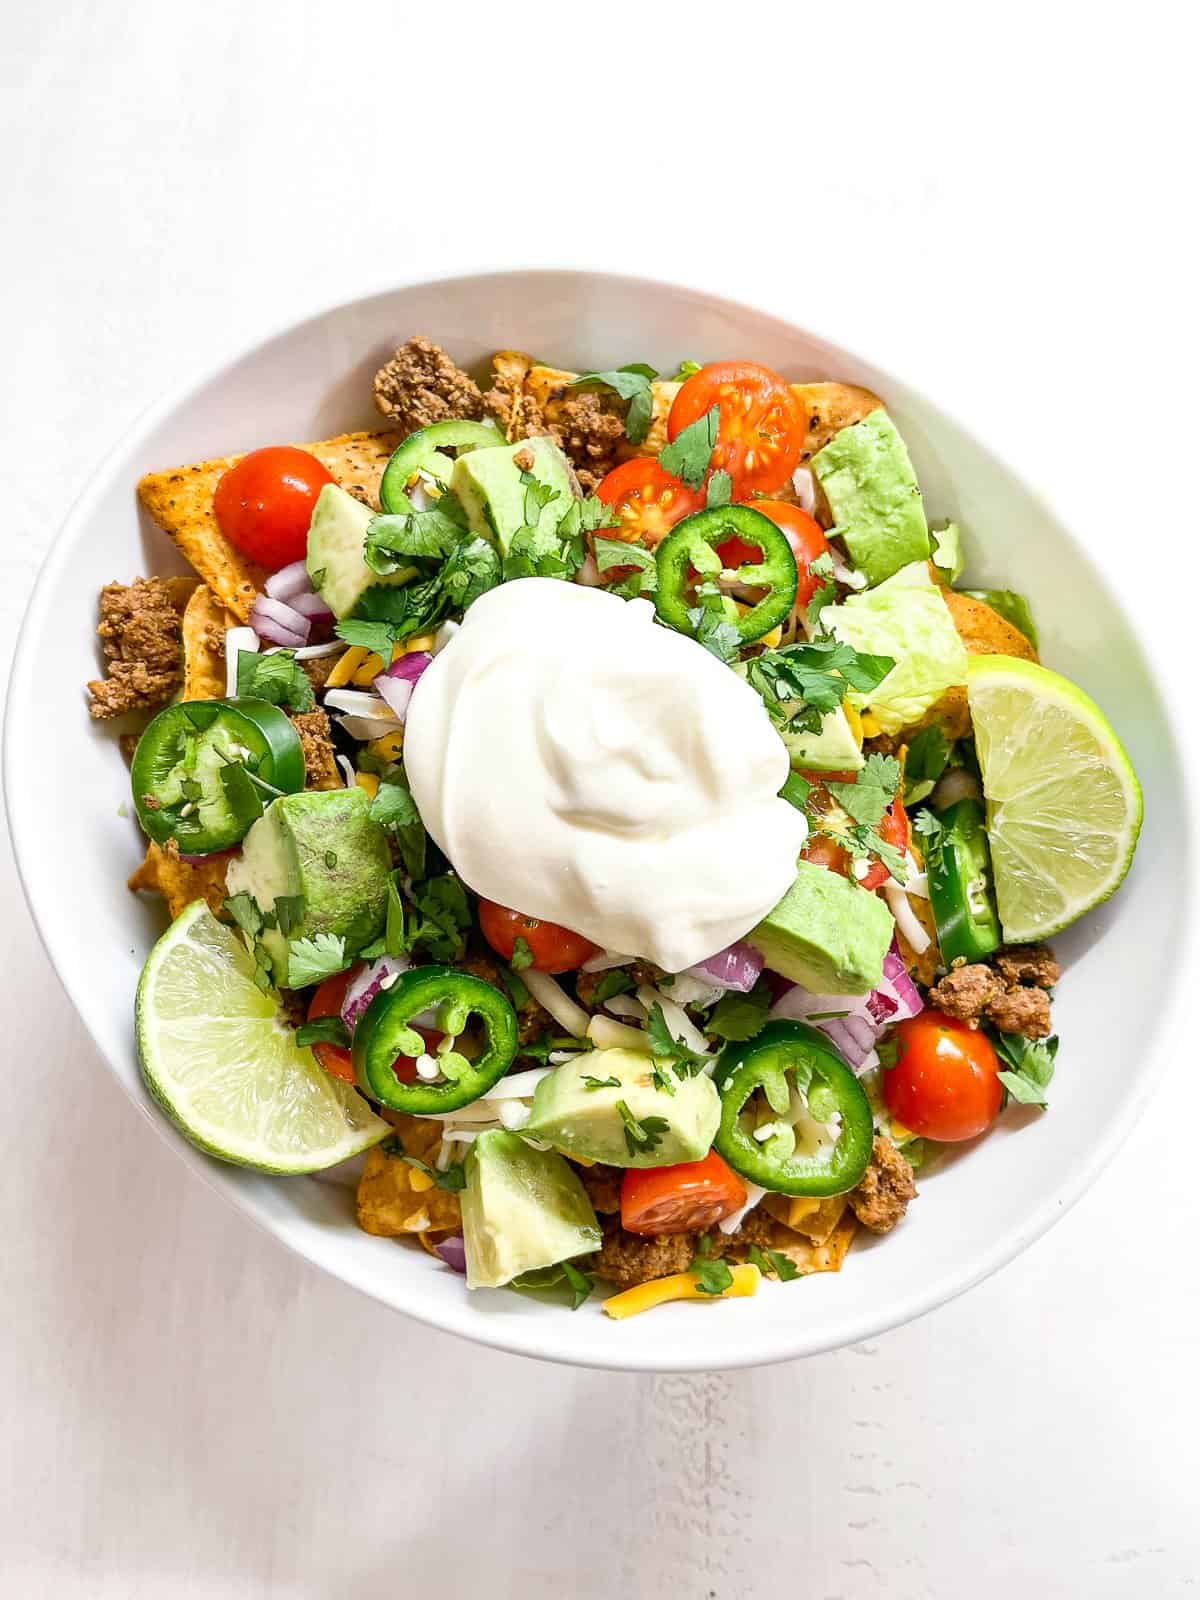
[967,655,1143,943]
[136,901,388,1174]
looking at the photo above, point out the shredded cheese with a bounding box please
[521,969,591,1038]
[884,883,931,953]
[586,1014,652,1053]
[602,1264,761,1319]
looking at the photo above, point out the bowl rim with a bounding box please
[6,265,1195,1372]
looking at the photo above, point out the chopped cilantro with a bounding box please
[235,647,315,712]
[689,1254,734,1296]
[669,359,702,381]
[510,1259,594,1309]
[363,503,468,576]
[499,964,530,1009]
[706,469,733,508]
[992,1030,1058,1107]
[903,725,951,805]
[510,936,534,971]
[876,1036,901,1071]
[581,1074,621,1091]
[368,769,427,880]
[223,892,263,940]
[746,637,894,734]
[804,550,839,631]
[707,976,773,1042]
[646,1002,711,1076]
[616,1099,670,1158]
[746,1243,801,1282]
[658,404,719,489]
[593,537,658,599]
[216,760,265,830]
[568,365,658,445]
[295,1015,351,1049]
[828,753,901,829]
[406,873,472,962]
[333,618,399,656]
[912,809,945,850]
[381,1136,467,1192]
[285,933,348,988]
[272,894,304,936]
[592,969,634,1003]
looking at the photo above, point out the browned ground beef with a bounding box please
[928,943,1058,1040]
[993,945,1060,987]
[373,336,484,432]
[288,709,340,789]
[575,1163,622,1215]
[87,578,183,717]
[589,1205,778,1289]
[848,1135,917,1233]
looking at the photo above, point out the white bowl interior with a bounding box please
[6,272,1189,1370]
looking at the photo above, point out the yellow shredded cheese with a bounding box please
[406,1167,435,1193]
[602,1263,761,1320]
[859,710,884,738]
[843,698,864,747]
[351,651,386,685]
[405,633,436,654]
[325,646,369,688]
[354,771,380,799]
[366,730,405,762]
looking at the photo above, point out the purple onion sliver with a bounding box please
[881,941,923,1019]
[866,989,899,1024]
[374,674,414,720]
[434,1234,467,1274]
[289,591,334,621]
[694,940,764,993]
[251,616,309,649]
[341,954,410,1030]
[264,559,313,602]
[384,651,433,684]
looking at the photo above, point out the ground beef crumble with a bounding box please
[848,1135,917,1234]
[589,1207,778,1290]
[928,943,1058,1040]
[373,336,484,433]
[483,372,625,492]
[288,709,340,790]
[87,578,184,718]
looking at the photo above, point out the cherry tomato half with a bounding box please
[213,445,335,570]
[717,501,831,610]
[882,1010,1003,1142]
[668,361,806,496]
[306,967,424,1086]
[594,459,704,547]
[478,900,599,975]
[620,1151,747,1236]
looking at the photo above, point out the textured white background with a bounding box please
[2,4,1198,1596]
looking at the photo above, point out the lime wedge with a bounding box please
[966,656,1143,942]
[136,901,388,1172]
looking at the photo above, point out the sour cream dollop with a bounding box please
[404,579,807,973]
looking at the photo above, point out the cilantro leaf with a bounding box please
[592,969,634,1003]
[689,1254,734,1296]
[646,1002,712,1077]
[658,404,719,489]
[368,768,427,880]
[688,606,742,663]
[616,1099,670,1158]
[510,936,534,971]
[581,1074,621,1091]
[295,1015,351,1049]
[510,1259,594,1309]
[223,892,263,940]
[876,1036,901,1071]
[568,366,658,445]
[747,637,895,733]
[669,359,701,381]
[216,760,265,830]
[843,822,908,884]
[407,873,471,961]
[594,537,658,599]
[273,894,305,936]
[363,503,468,573]
[829,753,901,829]
[707,976,773,1043]
[746,1243,801,1282]
[235,647,315,712]
[912,809,945,850]
[381,1136,467,1192]
[706,469,733,508]
[285,933,348,988]
[993,1031,1058,1107]
[904,725,951,805]
[804,550,839,631]
[333,618,398,656]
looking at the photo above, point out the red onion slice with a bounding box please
[692,940,765,993]
[374,674,414,720]
[250,594,311,648]
[434,1234,467,1273]
[384,651,433,685]
[767,939,923,1070]
[289,591,334,621]
[264,559,313,602]
[341,954,411,1030]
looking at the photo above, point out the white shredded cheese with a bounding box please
[497,1101,531,1130]
[884,883,931,954]
[580,949,635,973]
[522,968,590,1038]
[668,972,725,1008]
[791,466,818,515]
[587,1014,652,1053]
[224,627,258,696]
[292,640,348,660]
[637,987,713,1059]
[604,994,647,1021]
[335,755,356,789]
[480,1068,550,1099]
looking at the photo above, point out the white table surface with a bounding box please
[2,5,1197,1595]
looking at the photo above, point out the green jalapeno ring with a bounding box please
[712,1020,874,1196]
[378,420,504,514]
[353,964,519,1114]
[925,797,1002,965]
[653,505,798,644]
[130,697,305,855]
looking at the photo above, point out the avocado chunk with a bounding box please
[780,705,864,773]
[748,859,895,995]
[224,787,391,983]
[306,483,415,619]
[460,1129,601,1289]
[450,436,577,556]
[812,409,930,587]
[524,1047,721,1169]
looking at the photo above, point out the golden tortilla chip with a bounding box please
[919,589,1039,744]
[762,1192,849,1246]
[792,381,884,463]
[127,843,229,920]
[761,1213,857,1275]
[137,430,402,622]
[355,1115,462,1237]
[162,575,200,614]
[180,583,236,701]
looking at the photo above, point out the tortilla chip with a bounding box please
[792,381,884,463]
[127,842,229,919]
[761,1213,857,1275]
[356,1116,462,1237]
[162,575,200,614]
[762,1192,849,1246]
[919,589,1040,745]
[180,583,235,701]
[137,430,403,621]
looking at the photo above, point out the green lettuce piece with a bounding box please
[931,522,964,583]
[824,561,968,734]
[812,409,930,585]
[961,588,1038,648]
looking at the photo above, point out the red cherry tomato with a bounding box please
[478,900,599,975]
[858,793,911,892]
[882,1010,1003,1142]
[668,361,806,496]
[717,500,831,609]
[305,966,425,1086]
[620,1151,747,1236]
[213,445,335,570]
[800,831,851,875]
[594,459,704,548]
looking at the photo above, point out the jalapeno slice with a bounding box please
[925,797,1003,964]
[352,964,519,1113]
[378,420,504,514]
[130,697,305,855]
[653,505,798,645]
[713,1021,874,1196]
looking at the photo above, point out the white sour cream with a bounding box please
[404,579,807,973]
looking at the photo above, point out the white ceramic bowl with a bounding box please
[6,272,1192,1372]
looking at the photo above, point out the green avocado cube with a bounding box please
[306,483,416,619]
[748,859,895,995]
[461,1129,601,1289]
[812,409,930,587]
[450,436,577,556]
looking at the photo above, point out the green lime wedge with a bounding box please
[966,656,1143,943]
[136,900,389,1173]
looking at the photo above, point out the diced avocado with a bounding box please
[524,1048,721,1169]
[748,859,895,995]
[450,436,577,556]
[306,483,415,619]
[224,787,391,982]
[812,409,930,586]
[460,1129,601,1289]
[781,705,864,773]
